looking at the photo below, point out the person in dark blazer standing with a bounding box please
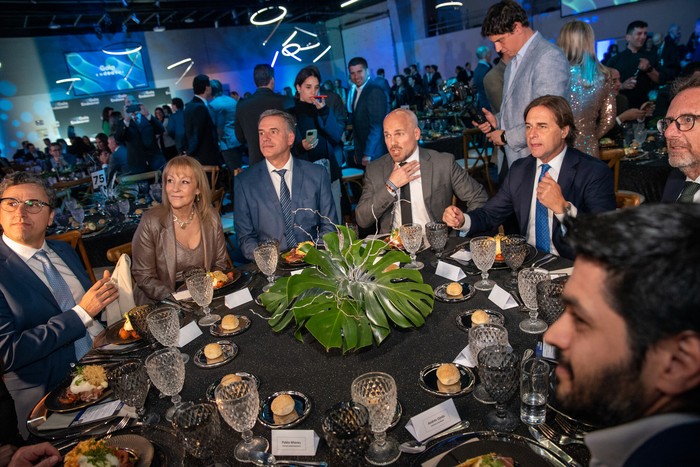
[115,95,166,172]
[473,46,493,112]
[184,74,223,167]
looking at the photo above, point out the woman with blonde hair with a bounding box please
[132,155,228,304]
[557,20,616,158]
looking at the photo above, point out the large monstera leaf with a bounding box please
[261,226,435,352]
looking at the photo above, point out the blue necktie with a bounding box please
[34,250,92,360]
[535,164,551,253]
[274,169,296,249]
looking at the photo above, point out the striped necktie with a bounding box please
[535,164,551,253]
[274,169,296,249]
[34,250,92,360]
[678,181,700,203]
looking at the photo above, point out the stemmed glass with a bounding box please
[425,221,448,255]
[145,347,185,422]
[518,267,550,334]
[172,401,226,465]
[502,235,528,289]
[186,273,220,327]
[469,323,509,404]
[399,223,424,270]
[470,236,496,291]
[70,205,85,230]
[117,199,130,220]
[149,183,162,203]
[107,361,159,424]
[479,345,519,432]
[351,372,401,465]
[215,375,269,463]
[146,305,189,363]
[253,242,279,292]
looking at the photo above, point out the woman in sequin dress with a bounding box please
[557,21,616,158]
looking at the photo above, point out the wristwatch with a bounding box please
[500,131,507,145]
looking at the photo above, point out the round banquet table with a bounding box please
[44,238,590,466]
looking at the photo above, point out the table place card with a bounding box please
[454,344,475,368]
[74,400,123,425]
[435,261,466,281]
[178,320,202,347]
[450,249,471,262]
[225,288,254,309]
[271,430,319,456]
[172,289,191,301]
[488,284,519,309]
[537,340,558,361]
[405,399,461,442]
[290,269,304,276]
[550,266,573,276]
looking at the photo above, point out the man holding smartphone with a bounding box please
[114,95,165,173]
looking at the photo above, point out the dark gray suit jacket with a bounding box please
[351,80,389,163]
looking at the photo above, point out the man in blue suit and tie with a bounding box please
[0,172,118,437]
[234,110,337,261]
[443,95,615,259]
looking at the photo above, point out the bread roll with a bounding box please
[221,314,240,331]
[273,411,299,425]
[271,394,295,416]
[204,343,223,363]
[437,380,462,394]
[445,282,463,298]
[471,310,489,326]
[436,363,461,385]
[221,374,242,386]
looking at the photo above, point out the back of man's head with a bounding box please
[481,0,529,37]
[476,46,491,60]
[672,68,700,96]
[193,74,210,95]
[210,79,223,97]
[171,97,184,111]
[348,57,368,70]
[254,64,274,88]
[377,68,385,77]
[626,20,648,35]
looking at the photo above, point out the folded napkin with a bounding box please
[103,253,136,326]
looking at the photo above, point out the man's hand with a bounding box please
[443,205,465,229]
[486,129,505,146]
[1,444,18,467]
[473,108,497,135]
[301,139,318,151]
[619,108,646,123]
[537,173,567,214]
[78,270,119,318]
[388,160,420,188]
[638,58,651,73]
[9,442,60,467]
[621,76,637,90]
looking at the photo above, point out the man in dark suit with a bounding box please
[661,74,700,203]
[168,97,186,154]
[356,109,487,234]
[106,134,127,180]
[544,203,700,464]
[473,46,493,112]
[234,110,336,261]
[184,74,223,167]
[234,64,294,166]
[444,95,615,259]
[114,95,166,172]
[0,172,118,436]
[347,57,390,167]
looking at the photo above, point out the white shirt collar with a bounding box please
[195,95,208,105]
[398,145,420,166]
[516,30,539,62]
[2,234,47,262]
[265,156,293,176]
[536,145,567,174]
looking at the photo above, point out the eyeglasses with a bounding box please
[657,114,700,133]
[0,197,51,213]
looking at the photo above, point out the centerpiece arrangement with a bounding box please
[261,226,435,352]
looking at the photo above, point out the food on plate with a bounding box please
[134,208,143,216]
[64,438,137,467]
[383,263,399,273]
[493,233,505,262]
[207,270,235,289]
[471,310,489,326]
[437,379,462,394]
[445,282,463,298]
[86,221,97,231]
[221,374,242,386]
[386,229,403,249]
[118,314,139,340]
[98,218,107,225]
[220,314,240,331]
[204,343,224,364]
[436,363,460,385]
[455,453,515,467]
[599,137,615,147]
[284,241,315,263]
[58,365,108,405]
[271,394,299,425]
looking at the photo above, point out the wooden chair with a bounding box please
[462,128,494,195]
[53,176,93,193]
[616,191,643,208]
[46,230,97,283]
[599,148,625,192]
[211,187,225,214]
[106,242,132,264]
[118,170,161,185]
[202,165,220,188]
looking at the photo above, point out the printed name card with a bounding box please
[74,400,123,425]
[435,261,466,281]
[290,269,304,276]
[488,284,519,309]
[177,320,202,347]
[405,399,461,442]
[225,288,254,309]
[271,430,320,456]
[172,289,191,301]
[450,249,472,262]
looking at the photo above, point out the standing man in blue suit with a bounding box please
[234,110,337,261]
[115,95,166,172]
[184,74,223,167]
[443,95,615,259]
[0,173,118,437]
[475,0,570,169]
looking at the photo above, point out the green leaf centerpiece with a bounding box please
[261,226,435,352]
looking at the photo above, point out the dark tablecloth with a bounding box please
[421,136,463,159]
[618,156,671,203]
[83,223,138,267]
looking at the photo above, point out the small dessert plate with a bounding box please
[258,391,311,429]
[419,363,475,397]
[455,309,505,332]
[193,340,238,369]
[209,315,251,337]
[434,283,476,303]
[206,372,261,401]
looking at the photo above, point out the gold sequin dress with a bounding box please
[568,67,616,158]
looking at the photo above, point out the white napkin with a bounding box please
[103,254,136,326]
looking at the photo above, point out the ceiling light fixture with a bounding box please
[48,15,61,29]
[153,13,165,32]
[167,58,192,70]
[250,6,287,26]
[56,77,81,95]
[184,17,195,23]
[435,1,463,8]
[313,45,332,63]
[294,26,317,37]
[340,0,360,8]
[102,43,143,55]
[271,50,280,67]
[174,61,194,85]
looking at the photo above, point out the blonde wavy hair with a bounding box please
[557,20,609,86]
[161,155,213,226]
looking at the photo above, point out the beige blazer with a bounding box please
[131,205,228,305]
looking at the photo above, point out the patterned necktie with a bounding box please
[34,250,92,360]
[274,169,296,249]
[535,164,551,253]
[398,162,413,225]
[678,181,700,203]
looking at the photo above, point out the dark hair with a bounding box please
[481,0,529,37]
[95,133,108,148]
[259,109,296,134]
[101,106,113,122]
[0,172,56,208]
[210,79,223,97]
[626,20,648,35]
[348,57,368,70]
[524,95,577,146]
[254,64,274,87]
[294,66,322,90]
[193,74,210,95]
[377,68,385,76]
[171,97,184,110]
[671,72,700,97]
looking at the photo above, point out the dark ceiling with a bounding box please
[0,0,387,38]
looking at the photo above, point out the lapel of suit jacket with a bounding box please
[418,148,434,219]
[503,33,541,109]
[157,211,178,286]
[290,157,304,214]
[558,149,579,204]
[256,161,285,235]
[0,238,62,306]
[514,157,537,234]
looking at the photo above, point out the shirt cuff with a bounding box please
[73,306,104,337]
[555,203,577,235]
[458,215,473,233]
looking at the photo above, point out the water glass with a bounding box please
[469,323,508,404]
[536,276,569,325]
[470,236,496,291]
[254,242,279,292]
[322,402,372,467]
[107,361,159,424]
[126,304,157,344]
[149,183,162,203]
[172,401,221,461]
[186,273,219,327]
[145,347,185,421]
[479,345,519,432]
[501,235,528,288]
[399,223,424,270]
[117,198,130,218]
[146,305,189,363]
[70,206,85,230]
[520,358,550,426]
[518,267,550,334]
[425,221,448,254]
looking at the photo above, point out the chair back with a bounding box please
[53,176,94,193]
[211,188,225,214]
[462,128,494,195]
[106,242,133,264]
[599,148,625,192]
[118,170,161,185]
[202,165,220,188]
[46,230,97,283]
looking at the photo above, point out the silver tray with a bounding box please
[419,363,475,397]
[258,390,311,429]
[193,340,238,368]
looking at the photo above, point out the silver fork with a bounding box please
[53,416,131,452]
[539,421,586,446]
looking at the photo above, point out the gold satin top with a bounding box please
[568,68,616,159]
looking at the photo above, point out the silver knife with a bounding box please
[528,426,582,467]
[437,241,469,259]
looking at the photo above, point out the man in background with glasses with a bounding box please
[661,74,700,202]
[0,172,118,437]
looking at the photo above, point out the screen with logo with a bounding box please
[561,0,640,17]
[64,50,148,96]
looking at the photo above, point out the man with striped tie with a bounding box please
[0,172,119,437]
[443,95,615,259]
[234,109,337,262]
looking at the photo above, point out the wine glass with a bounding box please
[172,401,225,464]
[425,221,448,254]
[215,375,269,463]
[537,276,569,326]
[479,345,519,432]
[149,183,162,203]
[117,199,130,219]
[107,361,159,425]
[518,267,550,334]
[469,323,509,404]
[144,347,185,422]
[399,223,424,270]
[470,236,496,291]
[351,372,401,465]
[186,273,220,327]
[70,206,85,230]
[146,305,189,363]
[502,235,528,289]
[64,197,79,212]
[253,242,279,292]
